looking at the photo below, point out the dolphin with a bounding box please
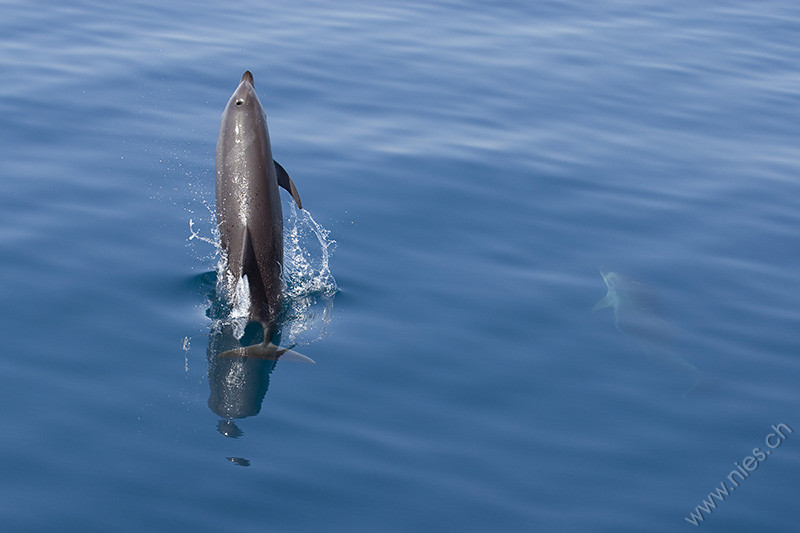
[593,268,703,395]
[592,268,673,344]
[215,70,312,363]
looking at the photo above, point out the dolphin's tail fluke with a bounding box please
[219,342,316,364]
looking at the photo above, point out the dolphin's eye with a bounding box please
[235,99,244,106]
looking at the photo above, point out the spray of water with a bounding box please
[189,199,338,345]
[280,202,338,345]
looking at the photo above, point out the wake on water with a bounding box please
[189,199,338,346]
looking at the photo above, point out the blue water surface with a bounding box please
[1,1,800,531]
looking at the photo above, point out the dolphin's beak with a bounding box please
[593,267,613,311]
[600,267,615,286]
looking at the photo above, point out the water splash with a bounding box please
[281,202,338,345]
[228,273,251,340]
[283,202,338,298]
[188,218,217,247]
[189,199,338,345]
[187,200,220,258]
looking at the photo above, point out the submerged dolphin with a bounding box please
[592,269,673,344]
[215,70,311,363]
[593,268,703,395]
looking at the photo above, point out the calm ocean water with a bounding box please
[1,1,799,531]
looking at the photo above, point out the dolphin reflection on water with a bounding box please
[593,268,704,395]
[207,319,278,421]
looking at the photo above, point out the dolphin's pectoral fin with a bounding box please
[274,160,303,209]
[218,342,316,363]
[592,293,613,312]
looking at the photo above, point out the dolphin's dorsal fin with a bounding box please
[274,160,303,209]
[240,226,258,281]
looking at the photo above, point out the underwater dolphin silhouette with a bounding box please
[215,70,311,363]
[593,268,703,395]
[592,268,673,344]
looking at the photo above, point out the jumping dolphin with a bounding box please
[215,70,312,363]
